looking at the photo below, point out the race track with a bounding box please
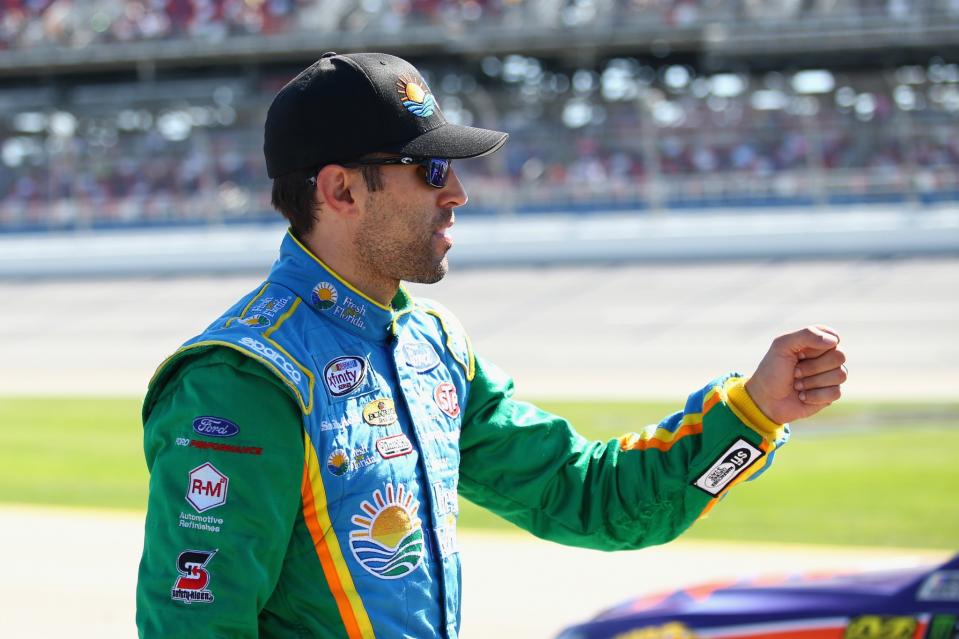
[0,505,949,639]
[2,257,957,399]
[1,258,956,637]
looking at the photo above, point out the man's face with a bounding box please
[352,159,468,285]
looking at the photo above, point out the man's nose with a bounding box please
[439,166,468,208]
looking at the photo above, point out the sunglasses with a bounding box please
[344,156,452,188]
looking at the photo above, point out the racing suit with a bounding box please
[136,230,789,638]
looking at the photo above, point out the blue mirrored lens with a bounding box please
[425,159,450,188]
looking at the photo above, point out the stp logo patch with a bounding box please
[171,549,216,604]
[433,382,460,419]
[186,462,229,513]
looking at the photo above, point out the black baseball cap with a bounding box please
[264,52,509,179]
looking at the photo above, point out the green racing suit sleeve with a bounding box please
[458,355,787,551]
[136,347,304,638]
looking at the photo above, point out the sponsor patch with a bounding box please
[237,314,271,328]
[363,398,398,427]
[927,615,958,639]
[612,623,696,639]
[249,295,291,318]
[433,382,460,419]
[186,462,229,513]
[176,437,262,456]
[332,296,367,329]
[845,616,918,639]
[326,446,377,477]
[419,427,460,445]
[376,434,413,459]
[320,414,360,432]
[327,449,351,476]
[429,457,451,472]
[179,512,223,534]
[433,479,459,557]
[919,571,959,602]
[171,549,216,604]
[402,342,440,373]
[239,336,302,384]
[324,356,367,397]
[311,282,338,310]
[192,416,239,438]
[350,483,425,579]
[692,438,764,497]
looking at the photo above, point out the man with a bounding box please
[136,52,847,638]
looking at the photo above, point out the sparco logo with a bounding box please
[192,416,239,438]
[239,336,302,383]
[171,549,216,604]
[692,438,764,497]
[324,356,367,396]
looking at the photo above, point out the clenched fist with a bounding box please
[744,325,847,424]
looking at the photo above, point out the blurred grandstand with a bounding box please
[0,0,958,232]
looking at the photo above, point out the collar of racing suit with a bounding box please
[267,229,414,343]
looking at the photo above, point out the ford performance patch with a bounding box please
[692,438,764,497]
[192,416,239,438]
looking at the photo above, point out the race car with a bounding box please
[556,554,959,639]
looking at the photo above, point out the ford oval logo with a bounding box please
[192,416,240,438]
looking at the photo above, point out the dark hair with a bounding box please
[270,164,383,237]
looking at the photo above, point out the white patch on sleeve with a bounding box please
[692,438,764,497]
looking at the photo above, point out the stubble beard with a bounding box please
[354,196,450,286]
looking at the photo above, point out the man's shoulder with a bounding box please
[408,295,475,382]
[146,282,316,418]
[410,296,464,328]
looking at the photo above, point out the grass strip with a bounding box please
[0,396,955,549]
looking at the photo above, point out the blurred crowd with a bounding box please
[2,0,957,50]
[1,55,958,229]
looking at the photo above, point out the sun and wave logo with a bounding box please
[396,75,436,118]
[237,314,271,328]
[311,282,338,311]
[327,449,351,476]
[349,483,424,579]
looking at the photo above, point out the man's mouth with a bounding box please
[433,212,455,250]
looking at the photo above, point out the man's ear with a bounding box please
[314,165,360,217]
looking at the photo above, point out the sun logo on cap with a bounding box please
[396,75,436,118]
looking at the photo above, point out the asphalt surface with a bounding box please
[0,505,949,639]
[2,257,957,399]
